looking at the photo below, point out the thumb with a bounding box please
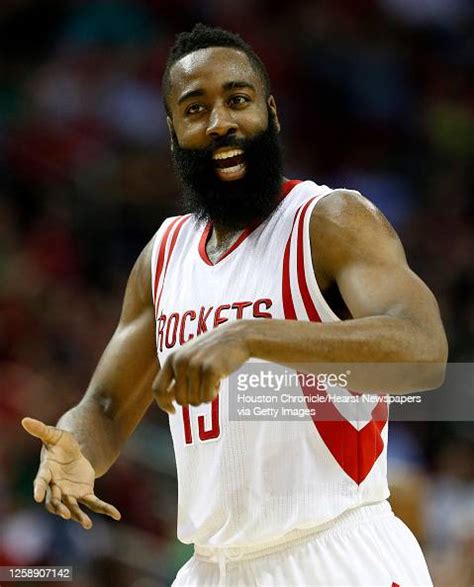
[21,417,64,446]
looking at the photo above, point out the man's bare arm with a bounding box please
[57,239,158,476]
[22,239,159,526]
[24,238,158,476]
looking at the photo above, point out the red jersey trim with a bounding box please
[296,197,321,321]
[198,222,254,266]
[281,204,303,320]
[198,179,302,266]
[154,215,191,317]
[283,193,388,485]
[281,179,302,198]
[153,217,183,303]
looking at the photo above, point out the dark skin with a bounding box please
[22,46,448,529]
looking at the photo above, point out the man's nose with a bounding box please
[206,106,238,139]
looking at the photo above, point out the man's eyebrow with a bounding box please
[223,81,256,92]
[178,89,205,106]
[177,81,256,106]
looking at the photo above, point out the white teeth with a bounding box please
[218,163,245,174]
[213,149,243,160]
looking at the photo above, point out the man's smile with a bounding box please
[212,147,246,181]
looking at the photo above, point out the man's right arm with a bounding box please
[56,239,158,477]
[22,239,159,528]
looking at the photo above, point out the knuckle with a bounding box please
[168,351,185,368]
[201,361,217,377]
[187,357,202,373]
[175,394,187,406]
[173,354,189,373]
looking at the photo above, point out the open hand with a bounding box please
[22,417,121,530]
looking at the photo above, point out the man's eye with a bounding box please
[186,104,204,115]
[230,95,249,106]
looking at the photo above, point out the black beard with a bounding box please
[171,117,284,230]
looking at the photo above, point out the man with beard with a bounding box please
[23,24,447,586]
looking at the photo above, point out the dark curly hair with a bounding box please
[162,23,271,115]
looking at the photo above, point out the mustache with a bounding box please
[208,134,245,151]
[174,134,247,160]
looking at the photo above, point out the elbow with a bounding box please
[413,331,448,392]
[417,361,447,391]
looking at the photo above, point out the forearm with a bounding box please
[57,396,123,478]
[244,316,447,393]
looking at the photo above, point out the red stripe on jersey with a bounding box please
[392,583,400,587]
[296,197,321,321]
[217,226,254,263]
[282,207,302,320]
[281,179,302,197]
[287,194,387,485]
[155,215,190,317]
[198,223,213,266]
[199,222,256,265]
[153,217,182,304]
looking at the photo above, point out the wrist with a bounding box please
[233,319,261,358]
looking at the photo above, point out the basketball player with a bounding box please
[23,25,448,586]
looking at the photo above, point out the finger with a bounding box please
[187,360,202,407]
[173,358,190,407]
[64,495,92,529]
[153,361,176,414]
[44,486,70,520]
[50,484,71,520]
[80,494,121,521]
[22,417,64,447]
[33,464,52,503]
[200,362,221,403]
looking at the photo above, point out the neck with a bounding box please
[211,223,242,247]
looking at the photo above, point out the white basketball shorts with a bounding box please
[172,501,433,586]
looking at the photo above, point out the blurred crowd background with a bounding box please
[0,0,473,585]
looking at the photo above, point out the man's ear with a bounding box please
[167,116,175,151]
[267,95,281,132]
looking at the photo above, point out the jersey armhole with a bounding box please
[150,217,180,307]
[301,192,341,323]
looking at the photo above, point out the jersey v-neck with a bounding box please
[198,179,302,266]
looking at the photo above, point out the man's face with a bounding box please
[167,46,283,229]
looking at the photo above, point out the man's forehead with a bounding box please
[170,47,259,91]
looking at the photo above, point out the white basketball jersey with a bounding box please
[150,179,389,548]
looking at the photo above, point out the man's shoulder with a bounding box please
[312,188,374,225]
[309,188,403,276]
[311,188,397,241]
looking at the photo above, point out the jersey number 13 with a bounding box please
[182,396,221,445]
